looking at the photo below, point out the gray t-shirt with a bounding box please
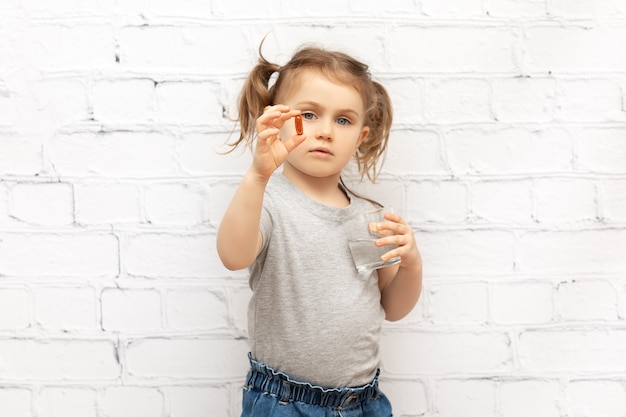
[248,174,386,388]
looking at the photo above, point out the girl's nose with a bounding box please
[315,118,333,141]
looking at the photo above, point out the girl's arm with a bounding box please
[217,105,305,270]
[375,212,423,321]
[216,170,268,270]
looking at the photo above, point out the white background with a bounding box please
[1,0,626,416]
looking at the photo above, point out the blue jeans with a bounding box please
[241,354,393,417]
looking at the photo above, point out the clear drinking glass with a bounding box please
[343,207,402,273]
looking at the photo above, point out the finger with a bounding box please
[380,248,399,262]
[375,234,407,248]
[368,222,394,238]
[256,127,280,144]
[384,212,406,224]
[283,134,307,153]
[257,110,283,126]
[373,222,403,238]
[272,109,302,127]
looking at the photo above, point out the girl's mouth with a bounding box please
[310,147,332,156]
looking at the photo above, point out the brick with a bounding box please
[406,181,468,223]
[179,133,253,175]
[165,289,228,331]
[492,282,553,324]
[485,0,547,17]
[0,339,120,380]
[103,387,163,417]
[0,182,8,225]
[168,386,229,417]
[384,78,424,125]
[229,383,244,416]
[471,180,533,224]
[118,26,250,72]
[500,380,560,417]
[125,338,249,378]
[381,332,512,374]
[429,282,489,324]
[384,129,447,175]
[0,136,42,175]
[518,230,626,273]
[92,79,155,123]
[9,182,74,226]
[426,79,492,123]
[519,329,626,372]
[349,0,420,14]
[0,81,15,126]
[20,0,104,16]
[493,77,556,122]
[389,26,518,72]
[602,179,626,222]
[101,289,162,331]
[34,287,97,330]
[106,0,144,16]
[533,178,597,223]
[156,81,221,125]
[0,233,119,277]
[447,127,573,175]
[207,181,242,229]
[75,183,142,225]
[22,78,90,131]
[125,233,227,278]
[144,183,209,226]
[15,24,115,70]
[578,128,626,174]
[418,230,515,276]
[36,388,97,417]
[526,26,626,72]
[230,286,252,336]
[557,280,618,321]
[269,25,387,73]
[218,77,245,122]
[422,0,485,16]
[379,380,427,416]
[435,379,497,417]
[212,1,277,17]
[152,0,212,17]
[566,380,626,417]
[549,0,626,18]
[558,79,625,122]
[0,288,31,330]
[48,131,177,178]
[0,388,31,417]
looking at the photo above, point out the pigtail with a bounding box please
[356,80,393,182]
[228,47,280,150]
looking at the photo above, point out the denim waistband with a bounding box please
[244,353,381,409]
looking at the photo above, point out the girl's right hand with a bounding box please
[252,104,306,179]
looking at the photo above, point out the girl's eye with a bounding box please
[337,117,351,126]
[302,112,316,120]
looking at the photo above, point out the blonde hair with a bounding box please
[230,43,393,182]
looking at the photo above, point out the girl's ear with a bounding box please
[356,126,370,150]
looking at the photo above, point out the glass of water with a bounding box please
[343,207,401,273]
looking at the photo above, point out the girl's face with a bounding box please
[277,70,370,182]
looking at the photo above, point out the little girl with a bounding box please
[217,43,422,417]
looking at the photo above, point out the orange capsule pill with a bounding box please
[294,114,303,135]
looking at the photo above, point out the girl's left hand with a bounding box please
[373,212,421,269]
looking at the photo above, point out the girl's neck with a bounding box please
[281,165,350,208]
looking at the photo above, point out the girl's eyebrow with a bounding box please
[295,101,361,118]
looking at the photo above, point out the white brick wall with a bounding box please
[0,1,625,416]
